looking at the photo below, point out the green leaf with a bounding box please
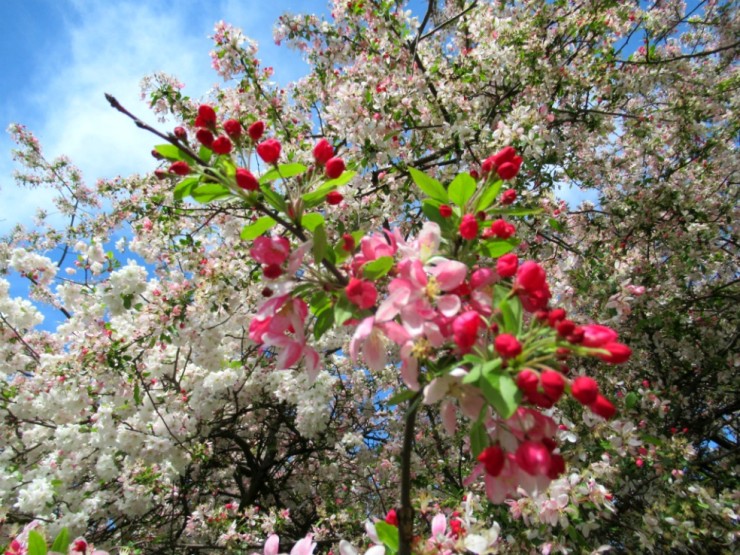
[480,373,520,419]
[173,177,200,201]
[334,295,355,326]
[408,167,448,202]
[488,207,544,216]
[625,391,638,409]
[480,239,519,258]
[260,183,286,212]
[499,297,522,335]
[27,530,47,555]
[312,223,328,264]
[133,382,142,406]
[386,389,417,406]
[50,528,70,554]
[421,199,451,229]
[259,163,308,184]
[374,521,399,553]
[476,179,504,211]
[301,171,356,208]
[448,172,476,207]
[470,420,488,458]
[190,183,232,203]
[198,145,213,164]
[548,218,564,232]
[154,144,192,163]
[313,305,335,340]
[240,216,276,240]
[301,212,325,231]
[363,256,394,280]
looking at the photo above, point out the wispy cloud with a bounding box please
[0,0,327,234]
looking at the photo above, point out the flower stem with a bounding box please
[399,392,422,555]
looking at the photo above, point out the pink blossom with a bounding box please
[250,236,291,266]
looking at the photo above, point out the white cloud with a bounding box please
[0,0,327,235]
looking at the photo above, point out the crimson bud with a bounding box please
[501,189,517,205]
[439,204,453,218]
[326,191,343,205]
[196,128,214,148]
[169,161,191,176]
[223,119,243,139]
[195,104,217,128]
[589,394,617,419]
[211,135,233,155]
[325,157,345,179]
[313,139,334,165]
[494,333,522,359]
[235,168,259,191]
[459,214,479,240]
[248,121,265,141]
[478,445,505,477]
[571,376,599,405]
[257,139,281,164]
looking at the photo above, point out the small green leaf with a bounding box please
[480,239,519,258]
[476,179,503,211]
[408,167,448,202]
[154,144,192,163]
[50,528,70,554]
[173,177,200,201]
[259,163,308,184]
[374,521,399,553]
[548,218,564,232]
[27,530,47,555]
[312,223,328,264]
[480,373,520,419]
[301,213,325,231]
[625,392,638,409]
[470,420,488,458]
[421,199,451,229]
[313,305,335,340]
[198,145,213,164]
[363,256,394,280]
[499,297,522,335]
[260,183,286,212]
[334,295,355,326]
[190,183,232,203]
[240,216,276,240]
[133,382,142,406]
[301,171,357,207]
[386,389,417,406]
[448,172,477,207]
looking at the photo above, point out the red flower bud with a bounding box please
[211,135,233,155]
[439,204,453,218]
[173,126,187,140]
[313,139,334,165]
[341,233,355,252]
[547,308,566,326]
[589,394,617,419]
[516,440,551,476]
[385,509,398,527]
[235,168,259,190]
[263,264,283,279]
[490,146,516,167]
[597,342,632,364]
[547,453,566,479]
[154,169,168,180]
[151,149,163,160]
[490,218,516,239]
[248,120,265,141]
[326,191,343,205]
[581,324,619,347]
[516,261,547,294]
[257,139,281,164]
[496,253,518,278]
[452,311,482,351]
[541,369,565,402]
[345,278,378,310]
[477,445,505,477]
[223,119,243,139]
[195,104,217,128]
[556,319,576,337]
[571,376,599,405]
[501,189,517,205]
[494,333,522,359]
[325,157,345,179]
[516,369,539,395]
[196,128,214,148]
[459,214,479,240]
[169,161,191,176]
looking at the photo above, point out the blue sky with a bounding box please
[0,0,330,235]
